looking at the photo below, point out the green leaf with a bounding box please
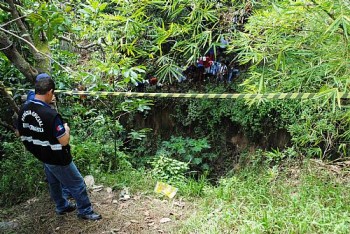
[192,157,202,165]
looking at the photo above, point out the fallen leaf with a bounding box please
[118,203,129,210]
[93,188,103,192]
[124,221,131,228]
[159,218,171,223]
[173,201,185,208]
[145,217,154,222]
[26,198,38,204]
[111,228,121,233]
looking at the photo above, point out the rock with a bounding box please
[173,201,185,208]
[106,187,113,193]
[119,188,131,201]
[84,175,95,188]
[0,221,19,230]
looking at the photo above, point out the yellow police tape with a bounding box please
[5,88,350,99]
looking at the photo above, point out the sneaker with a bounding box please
[57,202,76,215]
[77,212,102,221]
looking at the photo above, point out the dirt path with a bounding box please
[0,187,194,234]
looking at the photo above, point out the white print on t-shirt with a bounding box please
[22,123,44,132]
[21,110,44,132]
[21,110,43,126]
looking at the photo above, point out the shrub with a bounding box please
[150,155,189,184]
[156,136,213,172]
[289,102,350,159]
[0,140,45,206]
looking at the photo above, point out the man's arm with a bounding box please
[54,116,70,146]
[57,123,70,146]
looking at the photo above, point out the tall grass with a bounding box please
[0,140,46,206]
[177,160,350,233]
[97,167,156,193]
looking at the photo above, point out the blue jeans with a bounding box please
[42,165,71,199]
[44,162,93,215]
[227,71,233,82]
[62,185,72,199]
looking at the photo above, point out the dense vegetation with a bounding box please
[1,0,350,232]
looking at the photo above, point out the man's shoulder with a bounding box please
[41,106,59,117]
[19,101,33,113]
[21,101,58,116]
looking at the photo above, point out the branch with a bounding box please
[4,0,63,67]
[0,28,72,74]
[0,2,11,12]
[5,0,35,52]
[0,14,28,28]
[0,31,37,81]
[58,35,106,60]
[0,120,15,132]
[0,27,39,53]
[61,36,102,49]
[79,42,102,50]
[0,81,19,113]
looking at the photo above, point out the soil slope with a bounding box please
[0,187,193,234]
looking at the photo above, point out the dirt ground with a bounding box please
[0,186,194,234]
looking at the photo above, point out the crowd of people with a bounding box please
[132,37,240,92]
[132,58,241,92]
[184,55,240,84]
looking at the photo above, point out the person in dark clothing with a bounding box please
[17,77,101,221]
[19,73,72,199]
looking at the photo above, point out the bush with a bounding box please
[71,137,131,175]
[156,136,213,172]
[289,101,350,159]
[150,155,189,184]
[0,140,46,207]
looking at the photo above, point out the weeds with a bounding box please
[178,160,350,233]
[0,140,46,206]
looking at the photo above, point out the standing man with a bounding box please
[17,76,101,220]
[24,73,72,199]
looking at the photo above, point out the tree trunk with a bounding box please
[0,82,19,114]
[0,31,37,82]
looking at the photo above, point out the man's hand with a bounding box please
[64,123,70,133]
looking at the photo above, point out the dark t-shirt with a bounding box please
[18,99,72,165]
